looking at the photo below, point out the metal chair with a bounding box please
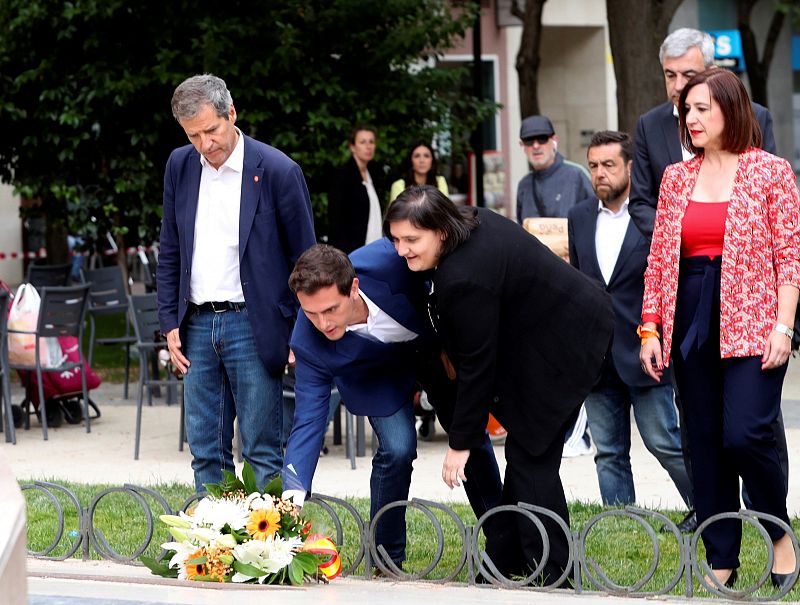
[26,263,72,289]
[82,266,135,398]
[7,285,91,440]
[128,293,184,460]
[0,290,15,444]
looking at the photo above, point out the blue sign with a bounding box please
[792,35,800,71]
[709,29,744,72]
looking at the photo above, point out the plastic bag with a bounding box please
[7,283,64,367]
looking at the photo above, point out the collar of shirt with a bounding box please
[597,198,630,217]
[345,289,417,343]
[199,127,244,173]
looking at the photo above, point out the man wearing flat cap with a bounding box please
[516,115,592,224]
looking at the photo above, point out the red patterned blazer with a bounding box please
[642,147,800,365]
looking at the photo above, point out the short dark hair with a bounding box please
[383,185,478,258]
[349,124,377,145]
[289,244,355,296]
[588,131,633,163]
[678,69,762,154]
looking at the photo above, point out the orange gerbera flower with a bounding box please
[247,508,281,540]
[185,548,208,580]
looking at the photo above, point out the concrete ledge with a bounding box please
[0,448,27,605]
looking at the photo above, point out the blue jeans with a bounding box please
[183,307,283,492]
[584,371,693,507]
[368,402,417,564]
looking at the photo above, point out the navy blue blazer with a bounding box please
[157,135,316,375]
[568,197,669,387]
[282,238,430,494]
[629,100,775,239]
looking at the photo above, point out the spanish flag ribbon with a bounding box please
[302,534,341,580]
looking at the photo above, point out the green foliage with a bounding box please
[0,0,496,242]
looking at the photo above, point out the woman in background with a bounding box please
[328,125,384,253]
[389,141,448,202]
[640,68,799,590]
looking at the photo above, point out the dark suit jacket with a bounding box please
[432,208,614,456]
[327,157,385,253]
[568,197,671,387]
[629,100,775,238]
[282,237,430,493]
[157,135,316,375]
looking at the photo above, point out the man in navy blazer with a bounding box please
[282,241,502,569]
[629,28,775,239]
[157,74,316,492]
[569,131,693,514]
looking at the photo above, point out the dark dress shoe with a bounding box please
[771,571,795,590]
[724,568,738,588]
[676,510,698,533]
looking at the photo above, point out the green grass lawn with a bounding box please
[19,479,800,599]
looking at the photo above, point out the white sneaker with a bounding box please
[562,437,594,458]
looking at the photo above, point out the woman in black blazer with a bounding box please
[384,185,614,585]
[327,125,385,253]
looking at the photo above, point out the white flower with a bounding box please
[161,541,195,579]
[190,496,250,531]
[245,492,275,512]
[231,536,303,583]
[188,527,223,544]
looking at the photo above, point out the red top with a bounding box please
[680,201,729,258]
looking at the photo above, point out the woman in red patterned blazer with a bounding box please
[639,68,800,591]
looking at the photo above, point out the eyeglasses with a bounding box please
[522,135,551,146]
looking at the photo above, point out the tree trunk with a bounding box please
[606,0,684,136]
[738,0,786,108]
[512,0,547,118]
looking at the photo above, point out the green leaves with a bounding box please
[141,555,179,578]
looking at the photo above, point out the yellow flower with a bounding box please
[247,508,281,540]
[185,548,209,580]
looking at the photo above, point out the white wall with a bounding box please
[0,184,23,286]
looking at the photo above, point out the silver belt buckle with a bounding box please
[210,301,225,313]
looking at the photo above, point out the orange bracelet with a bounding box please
[637,325,660,339]
[640,336,659,345]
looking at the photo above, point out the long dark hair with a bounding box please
[402,142,439,187]
[383,185,479,257]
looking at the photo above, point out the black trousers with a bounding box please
[483,419,573,585]
[672,256,790,569]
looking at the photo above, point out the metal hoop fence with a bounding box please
[20,481,800,600]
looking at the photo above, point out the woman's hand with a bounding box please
[639,337,664,382]
[442,448,470,488]
[762,330,791,370]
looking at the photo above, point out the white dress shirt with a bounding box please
[673,104,695,162]
[346,290,418,343]
[284,289,418,505]
[595,199,630,284]
[363,172,382,245]
[189,128,246,304]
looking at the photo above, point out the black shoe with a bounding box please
[724,568,738,588]
[11,404,23,429]
[771,571,795,590]
[418,415,436,441]
[676,510,698,533]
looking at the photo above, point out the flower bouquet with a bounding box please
[141,463,340,584]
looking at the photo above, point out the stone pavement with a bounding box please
[5,358,800,603]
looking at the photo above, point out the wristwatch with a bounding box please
[774,323,794,339]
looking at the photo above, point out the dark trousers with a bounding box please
[416,347,504,520]
[483,423,572,585]
[672,256,790,569]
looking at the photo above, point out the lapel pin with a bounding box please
[254,175,260,183]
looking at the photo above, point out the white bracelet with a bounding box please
[773,323,794,339]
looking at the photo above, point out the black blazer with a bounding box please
[568,197,670,387]
[327,157,384,253]
[629,100,775,239]
[432,208,614,457]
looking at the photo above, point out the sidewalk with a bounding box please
[5,358,800,604]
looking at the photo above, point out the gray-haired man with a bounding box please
[157,74,316,491]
